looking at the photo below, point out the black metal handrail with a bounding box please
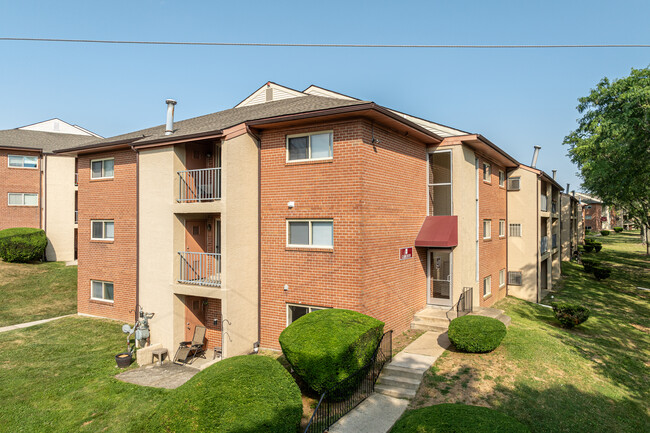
[303,330,393,433]
[456,286,473,317]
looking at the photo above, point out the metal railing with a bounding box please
[552,233,557,249]
[551,200,558,214]
[74,173,78,186]
[177,167,221,202]
[457,286,473,317]
[74,210,78,224]
[178,251,221,287]
[541,236,549,254]
[541,195,549,212]
[304,330,393,433]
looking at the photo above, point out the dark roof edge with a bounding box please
[473,134,520,166]
[0,145,43,153]
[53,137,142,154]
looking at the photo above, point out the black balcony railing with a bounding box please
[303,330,393,433]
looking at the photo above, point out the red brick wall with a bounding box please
[584,204,602,231]
[478,156,507,307]
[204,298,222,353]
[259,119,428,349]
[77,149,137,322]
[0,150,41,230]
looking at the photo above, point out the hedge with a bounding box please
[593,242,602,252]
[279,309,384,395]
[390,404,530,433]
[613,227,624,233]
[138,355,302,433]
[600,230,611,236]
[0,228,47,263]
[584,244,594,253]
[552,303,590,328]
[581,257,598,273]
[593,266,612,281]
[448,315,506,353]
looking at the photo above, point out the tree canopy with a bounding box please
[564,67,650,253]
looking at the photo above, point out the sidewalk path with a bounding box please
[329,330,450,433]
[0,314,74,334]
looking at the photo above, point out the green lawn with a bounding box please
[0,261,77,327]
[412,231,649,433]
[0,317,167,433]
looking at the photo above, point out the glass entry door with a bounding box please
[428,250,452,306]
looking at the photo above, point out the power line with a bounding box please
[1,37,649,49]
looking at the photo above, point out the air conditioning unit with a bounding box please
[507,177,521,191]
[508,271,523,286]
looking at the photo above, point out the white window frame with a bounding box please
[90,158,115,180]
[90,280,114,302]
[91,220,114,241]
[286,219,333,248]
[499,220,506,237]
[286,303,326,326]
[427,150,453,216]
[499,269,506,287]
[8,155,38,169]
[8,193,38,206]
[483,219,492,239]
[286,131,333,162]
[509,223,522,237]
[498,170,505,187]
[483,275,492,297]
[483,162,491,182]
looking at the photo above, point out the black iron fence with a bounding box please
[303,330,393,433]
[456,286,473,317]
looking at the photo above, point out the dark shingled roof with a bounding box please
[0,129,98,153]
[71,95,369,149]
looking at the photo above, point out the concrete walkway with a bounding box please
[329,330,450,433]
[115,360,200,389]
[0,314,74,334]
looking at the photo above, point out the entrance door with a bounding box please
[185,220,207,253]
[184,220,208,283]
[428,250,452,306]
[184,295,206,345]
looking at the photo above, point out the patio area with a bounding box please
[116,354,221,389]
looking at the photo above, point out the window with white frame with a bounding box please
[8,193,38,206]
[8,155,38,168]
[287,219,333,247]
[508,271,522,285]
[91,158,114,179]
[482,162,491,182]
[509,223,522,237]
[483,275,492,296]
[499,269,505,287]
[91,220,114,240]
[483,220,491,239]
[499,220,506,237]
[287,304,326,325]
[91,280,114,302]
[287,131,333,161]
[499,170,505,187]
[428,151,452,216]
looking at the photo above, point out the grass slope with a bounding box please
[412,231,649,433]
[0,261,77,327]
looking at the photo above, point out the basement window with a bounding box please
[286,304,326,326]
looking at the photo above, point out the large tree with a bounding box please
[564,67,650,255]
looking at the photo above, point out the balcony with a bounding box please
[74,210,78,224]
[541,195,549,212]
[551,200,557,214]
[552,233,557,250]
[74,173,78,186]
[177,168,221,202]
[178,251,221,287]
[540,236,549,255]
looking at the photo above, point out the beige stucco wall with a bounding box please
[220,132,259,357]
[560,194,572,261]
[44,154,76,261]
[507,168,539,302]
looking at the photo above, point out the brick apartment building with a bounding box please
[57,83,564,357]
[0,119,100,261]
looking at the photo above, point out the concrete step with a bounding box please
[411,315,450,327]
[381,364,426,381]
[496,313,511,327]
[377,373,421,390]
[410,322,449,332]
[375,384,418,399]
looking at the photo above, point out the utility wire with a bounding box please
[1,37,649,48]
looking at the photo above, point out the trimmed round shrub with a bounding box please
[614,227,624,233]
[593,242,602,252]
[448,315,506,353]
[584,238,595,245]
[552,303,590,328]
[139,355,302,433]
[0,228,47,263]
[593,265,612,281]
[391,404,530,433]
[581,257,598,273]
[279,309,384,394]
[600,230,610,236]
[583,244,594,253]
[585,228,591,235]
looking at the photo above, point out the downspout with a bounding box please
[40,152,44,231]
[132,145,140,323]
[246,125,262,350]
[505,168,509,297]
[536,175,540,304]
[475,157,479,284]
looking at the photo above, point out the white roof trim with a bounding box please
[235,82,306,108]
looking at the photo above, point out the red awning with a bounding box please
[415,216,458,248]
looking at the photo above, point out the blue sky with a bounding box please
[1,0,649,191]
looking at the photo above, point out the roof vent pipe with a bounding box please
[531,145,541,168]
[552,169,557,180]
[566,183,570,192]
[165,99,177,136]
